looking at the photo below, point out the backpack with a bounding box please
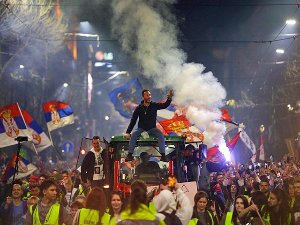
[160,210,182,225]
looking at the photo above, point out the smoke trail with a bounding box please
[111,0,227,147]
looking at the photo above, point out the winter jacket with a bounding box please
[154,189,193,225]
[126,99,171,133]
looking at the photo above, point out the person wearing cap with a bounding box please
[23,176,39,200]
[135,152,161,179]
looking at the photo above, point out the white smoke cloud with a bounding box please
[111,0,227,147]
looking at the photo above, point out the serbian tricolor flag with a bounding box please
[0,103,31,148]
[207,131,241,163]
[2,153,37,181]
[158,115,204,142]
[22,110,52,152]
[43,101,74,131]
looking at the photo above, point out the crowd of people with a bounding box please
[0,148,299,225]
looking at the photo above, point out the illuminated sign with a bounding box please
[95,51,113,61]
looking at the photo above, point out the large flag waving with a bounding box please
[0,103,31,148]
[22,110,52,152]
[158,115,204,142]
[109,78,143,119]
[2,153,37,181]
[43,101,74,131]
[207,131,241,162]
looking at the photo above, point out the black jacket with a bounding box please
[126,99,171,133]
[81,149,107,183]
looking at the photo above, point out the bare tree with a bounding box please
[0,0,67,81]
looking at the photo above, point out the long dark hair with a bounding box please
[267,188,291,224]
[129,186,148,214]
[192,191,213,225]
[86,187,107,221]
[232,195,249,224]
[108,191,125,217]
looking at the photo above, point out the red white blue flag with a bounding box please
[22,110,52,152]
[43,101,74,131]
[0,103,31,148]
[2,153,37,181]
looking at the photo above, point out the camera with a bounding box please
[14,136,28,142]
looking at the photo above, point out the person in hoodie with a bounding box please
[153,180,193,225]
[81,136,109,188]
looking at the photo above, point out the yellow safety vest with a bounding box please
[225,212,233,225]
[149,201,157,214]
[30,203,60,225]
[79,208,111,225]
[291,198,295,208]
[79,187,91,197]
[188,210,214,225]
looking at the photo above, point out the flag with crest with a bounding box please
[2,153,37,181]
[158,115,204,142]
[22,110,52,152]
[43,101,74,131]
[109,78,143,119]
[0,103,31,148]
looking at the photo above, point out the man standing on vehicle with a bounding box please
[125,89,174,162]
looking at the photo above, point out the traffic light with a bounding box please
[80,149,86,155]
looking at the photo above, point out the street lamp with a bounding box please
[276,49,284,54]
[286,20,296,25]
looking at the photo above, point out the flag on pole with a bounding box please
[221,109,232,121]
[43,101,74,131]
[227,131,241,151]
[22,110,52,152]
[238,128,256,155]
[109,78,143,119]
[2,153,37,181]
[258,135,265,161]
[0,103,31,148]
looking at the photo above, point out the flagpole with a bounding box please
[31,143,46,174]
[47,130,72,171]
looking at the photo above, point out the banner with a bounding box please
[2,153,37,181]
[109,78,143,119]
[0,103,31,148]
[238,128,256,154]
[22,110,52,152]
[43,101,74,131]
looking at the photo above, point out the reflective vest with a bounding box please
[260,205,271,225]
[188,210,214,225]
[30,203,60,225]
[225,212,233,225]
[149,201,157,214]
[291,198,295,208]
[79,208,111,225]
[79,187,91,197]
[23,191,31,200]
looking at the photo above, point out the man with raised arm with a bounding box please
[125,89,174,162]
